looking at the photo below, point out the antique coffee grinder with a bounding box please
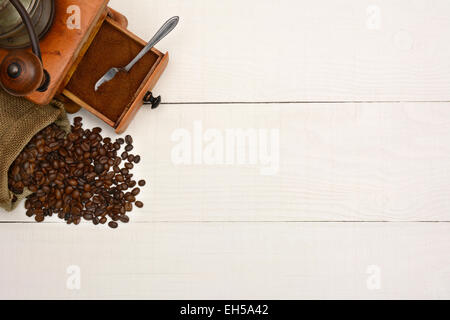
[0,0,53,95]
[0,0,171,133]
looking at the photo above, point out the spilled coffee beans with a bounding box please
[8,117,147,229]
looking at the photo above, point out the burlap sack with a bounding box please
[0,89,70,211]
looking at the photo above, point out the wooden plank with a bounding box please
[109,0,450,102]
[3,102,450,222]
[0,222,448,299]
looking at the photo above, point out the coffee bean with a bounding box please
[55,200,63,209]
[65,186,74,195]
[133,155,141,164]
[72,190,80,199]
[81,142,90,152]
[135,201,144,208]
[83,213,93,220]
[92,127,102,134]
[99,156,108,164]
[138,180,146,187]
[129,180,136,188]
[131,188,140,196]
[125,163,133,170]
[125,135,133,145]
[125,145,133,152]
[94,163,104,174]
[108,221,118,229]
[119,215,129,223]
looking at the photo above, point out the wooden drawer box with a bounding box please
[62,16,168,134]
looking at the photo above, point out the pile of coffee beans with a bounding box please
[8,117,146,229]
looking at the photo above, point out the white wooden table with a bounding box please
[1,0,450,299]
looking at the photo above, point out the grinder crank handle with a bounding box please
[124,16,179,72]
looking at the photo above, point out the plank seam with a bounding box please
[160,101,450,105]
[1,220,450,224]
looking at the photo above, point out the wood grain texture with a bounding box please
[1,1,449,299]
[0,222,448,299]
[110,0,450,102]
[0,0,110,104]
[2,102,450,222]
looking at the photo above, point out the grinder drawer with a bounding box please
[63,17,168,133]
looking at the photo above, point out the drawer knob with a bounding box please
[143,91,161,109]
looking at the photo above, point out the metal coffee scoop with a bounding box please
[94,16,179,91]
